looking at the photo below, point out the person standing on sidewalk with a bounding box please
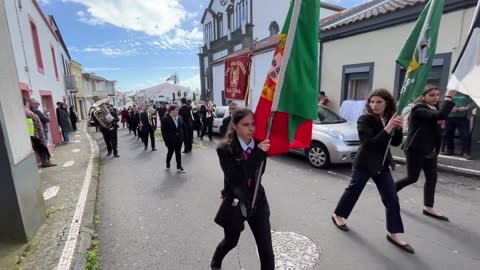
[140,106,156,151]
[29,98,50,142]
[59,103,72,143]
[331,89,414,253]
[24,98,56,168]
[161,105,186,173]
[210,108,274,270]
[396,86,457,221]
[443,92,474,160]
[69,105,78,132]
[179,97,193,153]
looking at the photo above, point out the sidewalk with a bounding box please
[391,139,480,178]
[0,120,100,270]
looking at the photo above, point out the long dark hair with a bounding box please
[365,89,397,119]
[220,108,254,155]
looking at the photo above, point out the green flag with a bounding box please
[254,0,319,155]
[396,0,445,113]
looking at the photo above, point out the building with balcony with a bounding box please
[198,0,344,108]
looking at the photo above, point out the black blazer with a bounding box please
[214,139,268,231]
[139,112,154,132]
[353,114,403,174]
[403,101,455,155]
[178,105,193,128]
[161,115,185,145]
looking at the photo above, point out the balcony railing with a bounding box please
[64,74,78,93]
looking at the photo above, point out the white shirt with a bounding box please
[238,138,255,152]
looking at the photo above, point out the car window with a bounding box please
[315,106,347,124]
[215,108,226,118]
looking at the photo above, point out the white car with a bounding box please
[212,106,230,135]
[290,105,360,169]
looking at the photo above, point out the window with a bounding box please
[269,21,279,36]
[236,3,240,29]
[394,53,452,98]
[50,45,59,81]
[204,22,213,43]
[29,15,44,74]
[341,63,374,101]
[217,13,223,39]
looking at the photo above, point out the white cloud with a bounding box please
[83,47,138,56]
[83,67,129,72]
[38,0,51,5]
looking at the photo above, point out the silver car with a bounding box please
[290,105,360,169]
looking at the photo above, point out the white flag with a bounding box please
[448,2,480,106]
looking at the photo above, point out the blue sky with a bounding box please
[39,0,366,92]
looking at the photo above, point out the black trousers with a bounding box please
[166,142,182,168]
[184,125,193,152]
[211,198,274,270]
[31,137,50,164]
[201,118,213,139]
[102,129,118,155]
[445,117,471,154]
[150,117,157,129]
[396,151,438,208]
[143,129,155,149]
[334,167,404,234]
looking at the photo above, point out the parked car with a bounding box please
[290,105,360,169]
[212,106,230,135]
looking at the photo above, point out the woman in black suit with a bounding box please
[210,108,273,270]
[332,89,414,253]
[139,108,156,151]
[161,105,186,173]
[396,85,456,221]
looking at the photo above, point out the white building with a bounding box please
[199,0,344,108]
[3,0,72,145]
[141,83,199,104]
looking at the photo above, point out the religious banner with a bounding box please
[224,54,251,100]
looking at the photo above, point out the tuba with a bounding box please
[91,101,114,130]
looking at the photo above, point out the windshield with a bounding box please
[314,106,347,124]
[215,108,226,118]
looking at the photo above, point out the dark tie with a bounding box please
[243,147,253,187]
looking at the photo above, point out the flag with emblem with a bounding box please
[396,0,445,113]
[254,0,319,156]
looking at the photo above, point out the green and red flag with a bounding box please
[396,0,445,114]
[254,0,319,156]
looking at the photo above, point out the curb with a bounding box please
[73,129,101,270]
[393,156,480,179]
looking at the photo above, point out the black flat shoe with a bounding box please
[386,235,415,254]
[331,215,349,232]
[423,210,449,221]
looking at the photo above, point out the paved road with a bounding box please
[98,128,480,270]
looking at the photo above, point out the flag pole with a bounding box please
[251,112,274,210]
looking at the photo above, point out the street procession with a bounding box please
[1,0,480,270]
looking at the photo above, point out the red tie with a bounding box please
[243,147,253,187]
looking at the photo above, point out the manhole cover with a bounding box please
[272,231,321,269]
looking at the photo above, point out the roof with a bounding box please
[321,0,426,31]
[49,15,71,59]
[140,83,189,98]
[320,2,345,12]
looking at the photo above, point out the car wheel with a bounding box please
[306,143,330,169]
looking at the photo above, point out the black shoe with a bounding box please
[106,152,112,157]
[422,209,449,221]
[177,167,186,173]
[209,138,213,141]
[144,147,147,150]
[113,154,120,158]
[152,148,157,151]
[331,215,349,232]
[165,164,170,169]
[386,234,415,254]
[443,151,454,156]
[200,137,203,140]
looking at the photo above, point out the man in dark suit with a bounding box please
[161,104,186,173]
[140,107,157,151]
[179,98,193,153]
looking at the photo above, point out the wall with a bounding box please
[212,63,225,105]
[320,7,476,111]
[0,0,45,242]
[252,0,289,41]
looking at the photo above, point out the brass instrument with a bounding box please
[91,100,114,130]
